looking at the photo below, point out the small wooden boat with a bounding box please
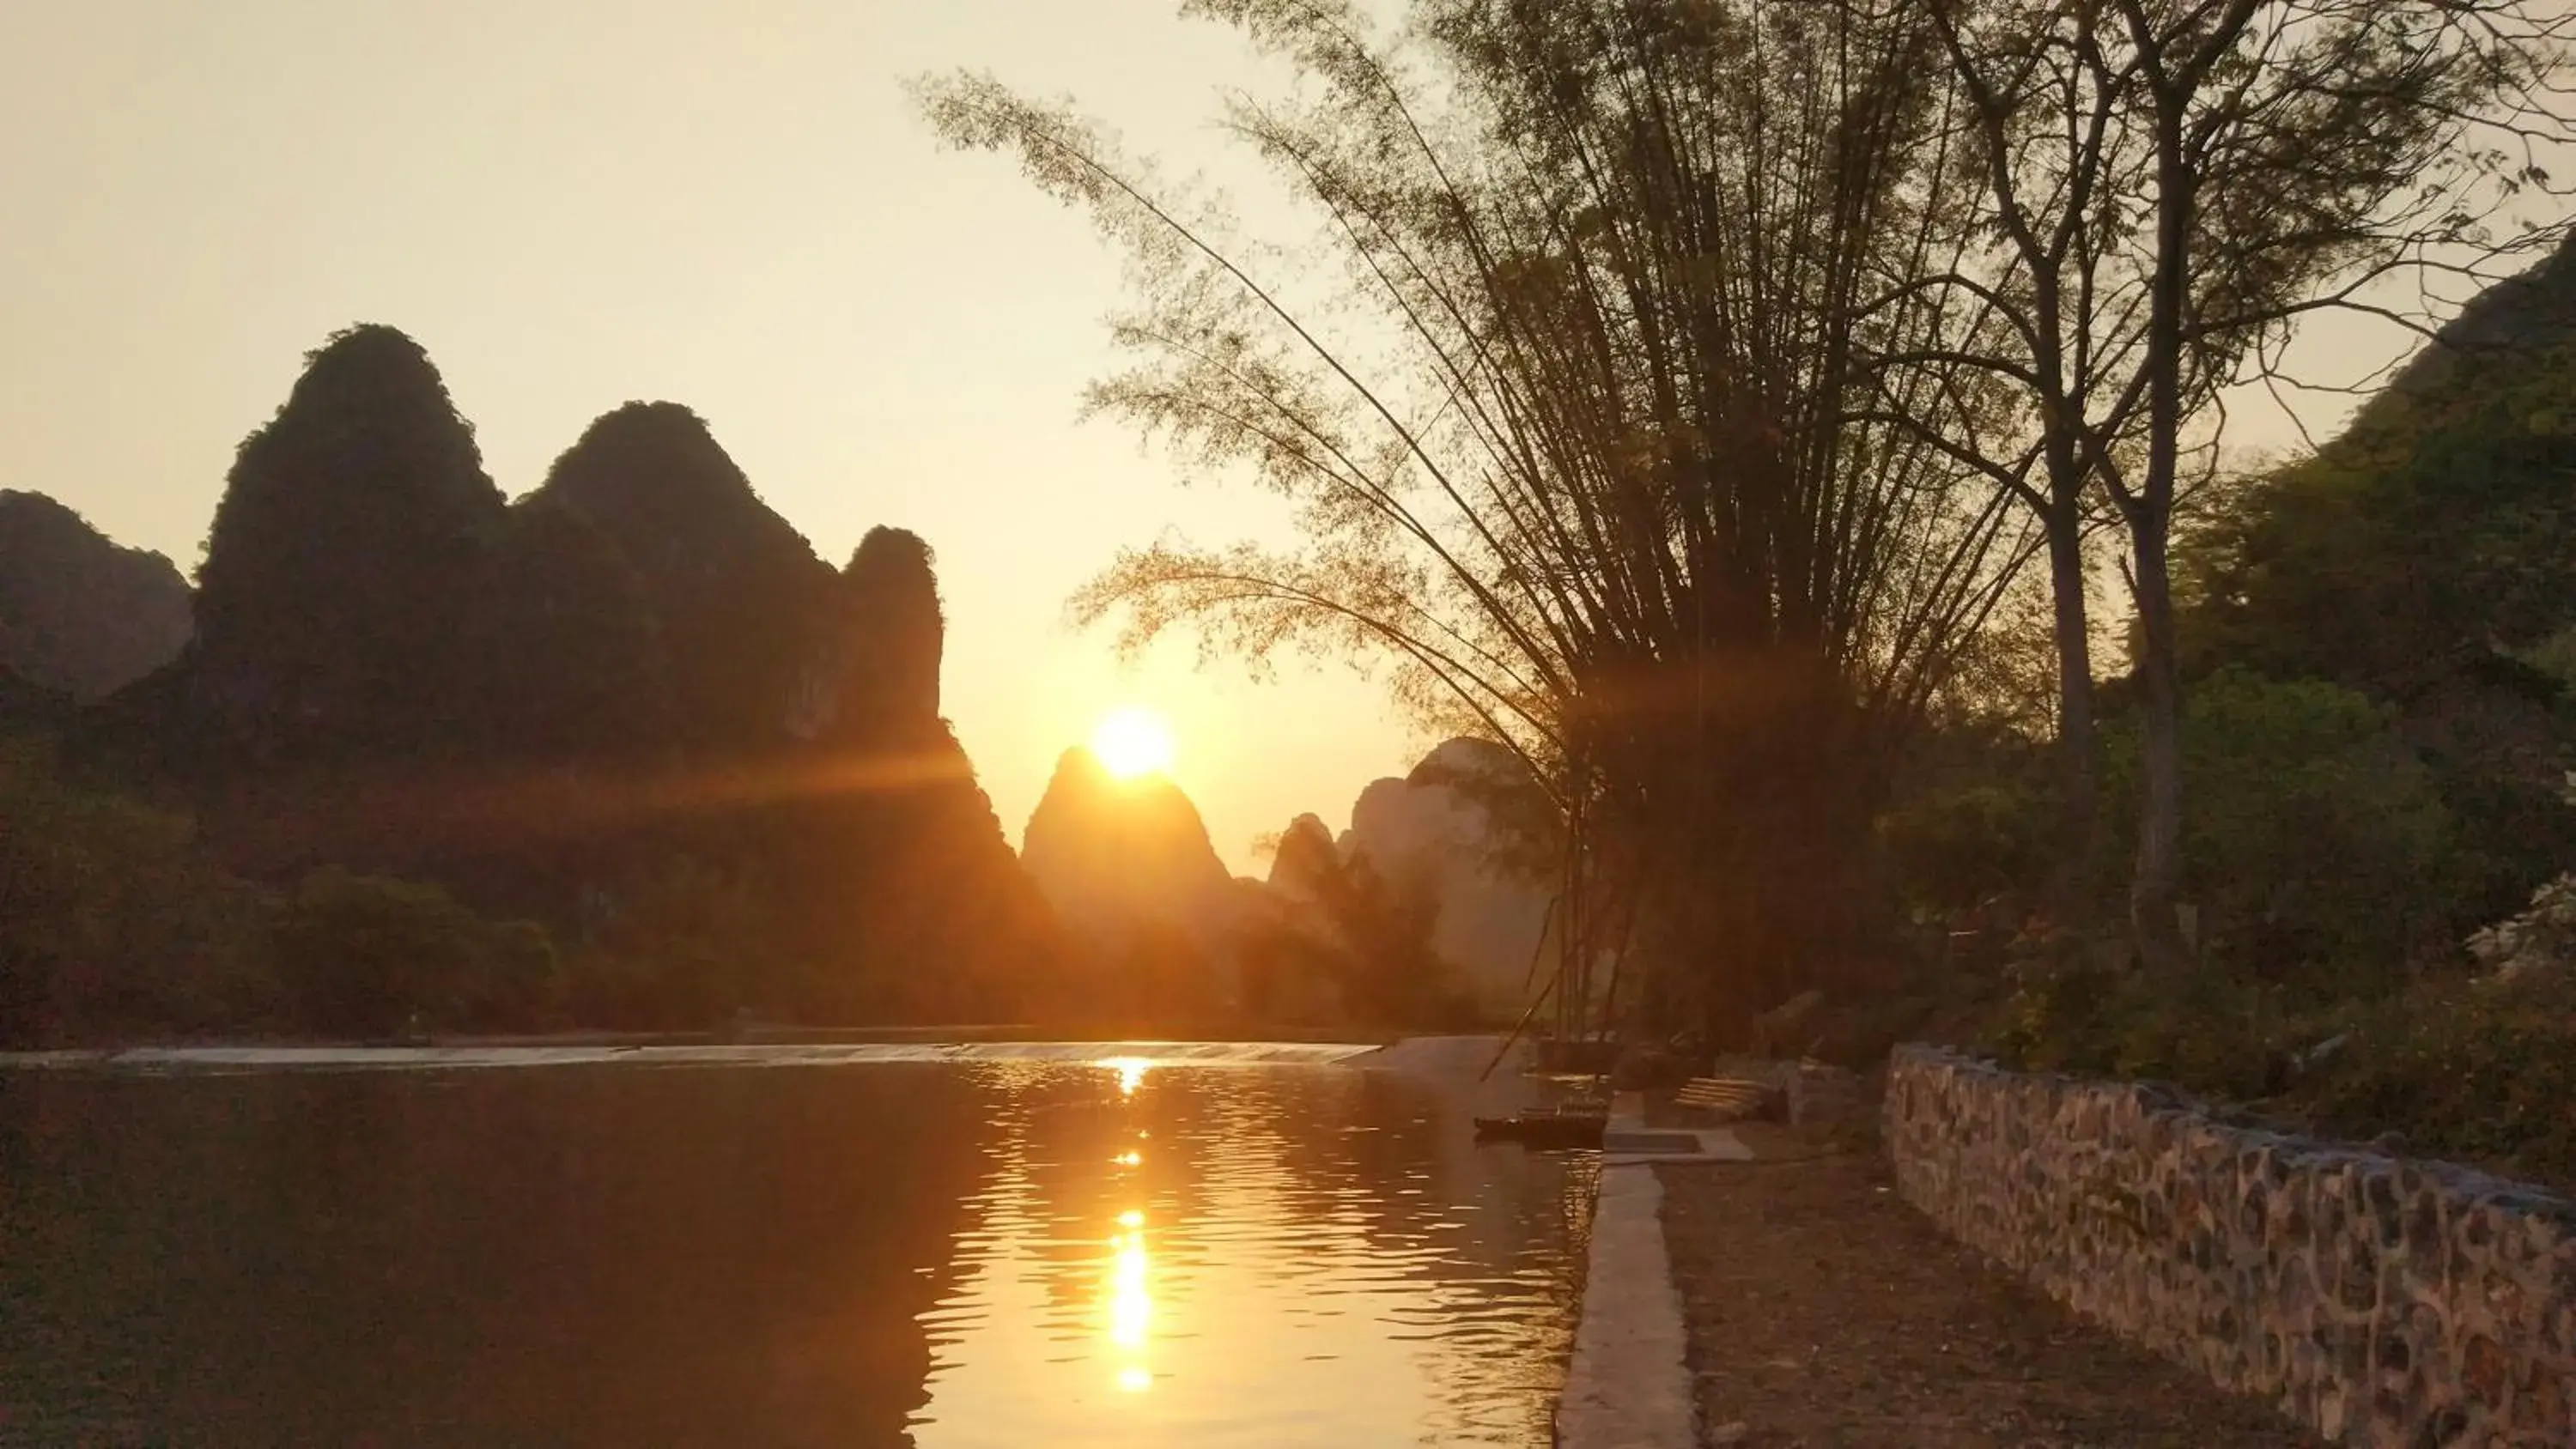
[1473,1110,1608,1149]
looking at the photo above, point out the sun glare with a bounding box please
[1109,1230,1151,1349]
[1100,1055,1152,1097]
[1088,706,1176,780]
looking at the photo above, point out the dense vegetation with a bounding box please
[1888,252,2576,1186]
[921,0,2576,1179]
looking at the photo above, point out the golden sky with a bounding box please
[0,0,1413,874]
[4,0,2487,872]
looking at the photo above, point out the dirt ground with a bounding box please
[1655,1138,2325,1449]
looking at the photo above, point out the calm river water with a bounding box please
[0,1048,1591,1446]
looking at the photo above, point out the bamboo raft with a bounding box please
[1673,1076,1785,1123]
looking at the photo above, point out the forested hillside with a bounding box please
[5,324,1061,1044]
[1876,243,2576,1185]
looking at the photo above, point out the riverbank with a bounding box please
[1656,1137,2323,1447]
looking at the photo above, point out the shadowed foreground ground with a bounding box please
[1656,1145,2324,1448]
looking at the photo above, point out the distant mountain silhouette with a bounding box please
[829,527,945,735]
[1020,748,1237,943]
[0,491,191,703]
[1264,812,1338,895]
[532,402,835,752]
[191,324,506,759]
[764,522,1060,1022]
[76,323,1063,1027]
[1327,738,1554,1016]
[1233,743,1541,1027]
[466,491,673,763]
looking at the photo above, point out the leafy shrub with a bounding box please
[1979,943,2576,1191]
[563,858,770,1031]
[2295,974,2576,1189]
[2102,668,2464,986]
[270,867,557,1037]
[0,737,272,1044]
[1982,948,2296,1104]
[1874,780,2055,914]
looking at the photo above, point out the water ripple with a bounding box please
[0,1053,1585,1448]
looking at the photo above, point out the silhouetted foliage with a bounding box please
[1876,781,2058,919]
[0,737,272,1046]
[2100,670,2466,988]
[920,0,2032,1042]
[0,663,75,737]
[1917,0,2574,969]
[2181,242,2576,694]
[1929,244,2576,1179]
[270,867,556,1037]
[2169,239,2576,936]
[562,857,769,1031]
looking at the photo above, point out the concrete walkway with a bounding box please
[1556,1096,1742,1447]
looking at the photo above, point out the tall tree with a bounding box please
[1917,0,2573,967]
[920,0,2031,1035]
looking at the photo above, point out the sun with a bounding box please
[1089,706,1176,780]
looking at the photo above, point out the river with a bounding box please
[0,1046,1589,1446]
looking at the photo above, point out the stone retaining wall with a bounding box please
[1886,1045,2575,1446]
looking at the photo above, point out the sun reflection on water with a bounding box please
[1107,1210,1155,1393]
[1109,1228,1151,1349]
[899,1064,1589,1444]
[1098,1057,1152,1096]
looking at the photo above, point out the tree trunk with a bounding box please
[2129,73,2196,979]
[2044,504,2099,923]
[2127,521,2191,974]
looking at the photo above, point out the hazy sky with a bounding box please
[3,1,2489,874]
[1,0,1413,874]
